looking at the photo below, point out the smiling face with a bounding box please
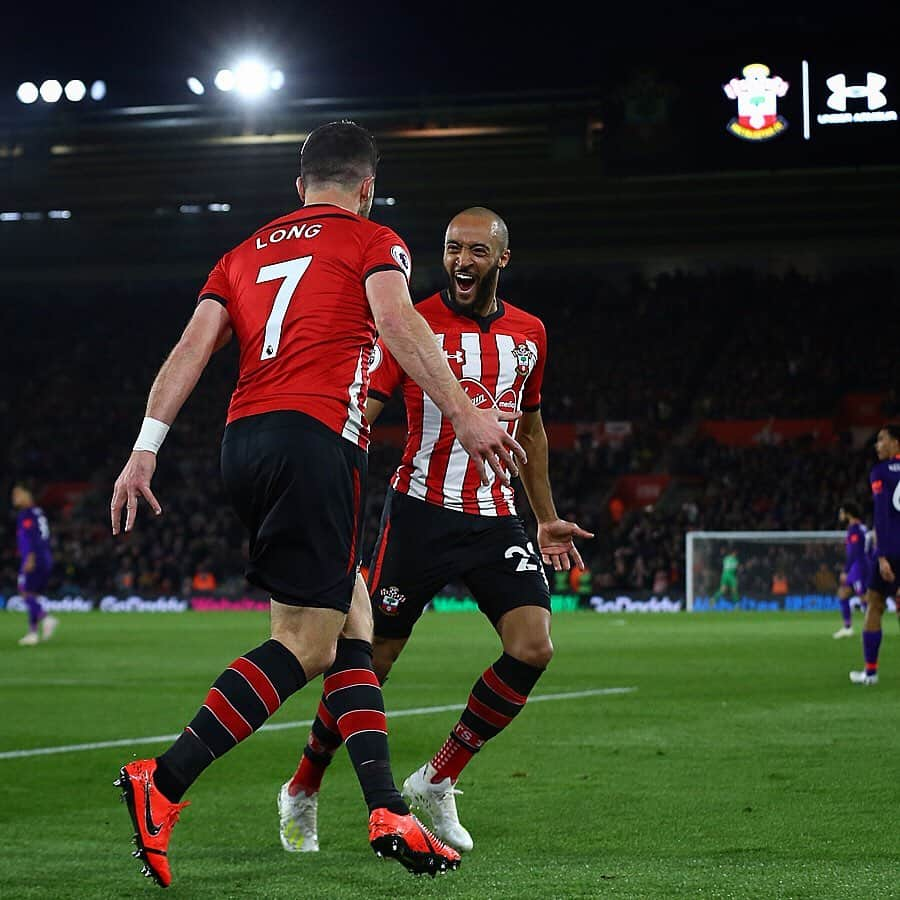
[443,209,510,315]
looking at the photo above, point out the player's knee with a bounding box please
[508,637,554,670]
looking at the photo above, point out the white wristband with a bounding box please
[133,417,170,454]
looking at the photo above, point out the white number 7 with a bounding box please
[893,479,900,513]
[256,255,313,361]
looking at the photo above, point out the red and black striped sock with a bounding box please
[287,699,343,796]
[154,639,307,802]
[430,652,545,784]
[323,638,407,815]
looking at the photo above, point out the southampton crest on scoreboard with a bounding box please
[379,585,405,616]
[511,342,536,376]
[723,63,789,141]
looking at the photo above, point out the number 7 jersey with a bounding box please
[198,203,412,449]
[369,290,547,517]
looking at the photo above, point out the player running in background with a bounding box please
[12,482,58,646]
[850,424,900,685]
[711,547,740,608]
[833,501,868,639]
[110,124,525,886]
[278,207,592,854]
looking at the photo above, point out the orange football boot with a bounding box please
[369,808,461,877]
[114,759,189,888]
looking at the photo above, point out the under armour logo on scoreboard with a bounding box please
[826,72,887,111]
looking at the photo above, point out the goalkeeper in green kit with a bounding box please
[712,547,740,606]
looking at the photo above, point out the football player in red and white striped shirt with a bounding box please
[109,125,526,886]
[281,207,593,854]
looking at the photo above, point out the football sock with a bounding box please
[154,639,307,802]
[862,629,882,674]
[430,652,545,784]
[24,596,44,630]
[323,638,407,815]
[288,699,343,796]
[839,599,852,629]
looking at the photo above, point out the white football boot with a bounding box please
[849,670,878,685]
[41,615,59,641]
[402,763,474,853]
[832,626,853,639]
[17,630,39,646]
[277,781,319,852]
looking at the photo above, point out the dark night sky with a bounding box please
[2,4,878,107]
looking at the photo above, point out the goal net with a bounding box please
[685,530,849,612]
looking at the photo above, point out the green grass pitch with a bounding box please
[0,609,896,899]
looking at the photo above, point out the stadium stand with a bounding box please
[2,264,895,599]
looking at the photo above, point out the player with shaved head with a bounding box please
[278,207,593,855]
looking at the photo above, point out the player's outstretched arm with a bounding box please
[111,299,231,535]
[517,410,594,571]
[366,270,527,485]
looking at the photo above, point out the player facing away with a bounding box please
[833,501,868,639]
[850,425,900,685]
[277,207,593,854]
[12,482,58,646]
[711,547,740,608]
[110,123,528,887]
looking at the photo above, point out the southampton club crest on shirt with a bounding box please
[511,342,537,377]
[379,585,405,616]
[723,63,789,141]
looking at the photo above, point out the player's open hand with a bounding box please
[111,451,162,535]
[454,405,528,487]
[537,519,595,571]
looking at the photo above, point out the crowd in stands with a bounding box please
[2,266,897,601]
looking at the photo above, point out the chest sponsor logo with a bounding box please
[459,378,518,414]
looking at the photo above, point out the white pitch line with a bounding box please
[0,687,635,761]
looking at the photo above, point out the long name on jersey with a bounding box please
[369,291,546,516]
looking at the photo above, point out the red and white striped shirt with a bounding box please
[198,203,412,449]
[369,291,546,516]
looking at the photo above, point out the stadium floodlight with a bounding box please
[17,82,39,104]
[269,69,284,91]
[187,77,205,96]
[234,60,268,98]
[64,79,86,102]
[208,202,231,212]
[39,80,63,103]
[214,68,235,92]
[48,209,72,219]
[90,80,106,101]
[179,204,202,214]
[1,212,23,221]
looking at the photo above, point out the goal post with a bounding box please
[685,530,846,612]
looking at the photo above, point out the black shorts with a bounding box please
[220,410,367,612]
[867,555,900,597]
[367,489,550,639]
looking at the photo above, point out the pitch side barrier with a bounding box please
[4,590,882,614]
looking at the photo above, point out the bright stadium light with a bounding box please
[48,209,72,219]
[90,80,106,101]
[40,80,63,103]
[64,79,86,102]
[269,69,284,91]
[208,202,231,212]
[186,76,205,96]
[17,82,39,104]
[214,68,235,92]
[234,60,268,98]
[1,212,23,221]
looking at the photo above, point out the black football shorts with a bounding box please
[367,488,550,639]
[221,410,366,612]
